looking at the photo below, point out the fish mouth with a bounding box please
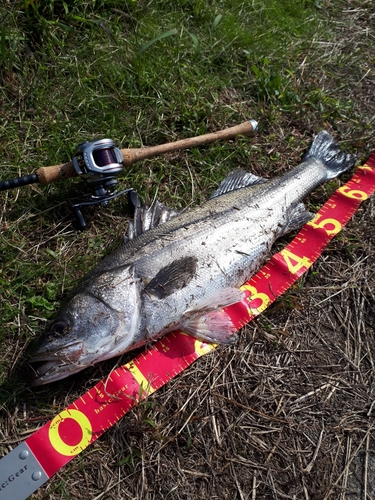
[27,341,85,386]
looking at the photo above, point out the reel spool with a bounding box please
[71,139,132,229]
[72,139,124,197]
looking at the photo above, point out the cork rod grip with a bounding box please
[121,120,257,166]
[36,161,77,185]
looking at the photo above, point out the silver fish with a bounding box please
[28,131,356,385]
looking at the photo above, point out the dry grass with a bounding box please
[1,1,375,499]
[13,201,373,500]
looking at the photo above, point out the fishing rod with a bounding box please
[0,119,258,228]
[1,120,258,189]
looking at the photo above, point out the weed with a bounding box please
[116,447,142,468]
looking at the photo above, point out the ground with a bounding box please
[0,1,375,499]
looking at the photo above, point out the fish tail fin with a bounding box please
[303,131,356,180]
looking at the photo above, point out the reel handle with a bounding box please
[34,119,258,185]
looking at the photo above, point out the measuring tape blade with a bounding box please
[1,155,375,499]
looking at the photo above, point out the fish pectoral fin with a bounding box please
[187,287,245,312]
[144,256,198,299]
[210,168,267,199]
[179,287,244,344]
[279,203,314,237]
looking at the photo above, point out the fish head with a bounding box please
[27,271,141,386]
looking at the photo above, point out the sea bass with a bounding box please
[28,131,356,385]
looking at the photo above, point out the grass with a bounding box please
[0,0,375,498]
[0,0,327,350]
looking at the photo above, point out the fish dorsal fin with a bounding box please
[210,168,267,199]
[126,168,266,240]
[144,256,198,299]
[127,195,180,240]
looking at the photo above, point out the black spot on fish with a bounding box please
[145,256,198,299]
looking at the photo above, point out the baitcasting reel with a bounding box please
[72,139,124,196]
[71,139,133,229]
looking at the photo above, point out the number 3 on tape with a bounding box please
[240,284,270,315]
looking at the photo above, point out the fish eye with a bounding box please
[50,319,70,336]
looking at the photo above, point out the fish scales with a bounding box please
[27,131,356,385]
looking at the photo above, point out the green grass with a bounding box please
[0,0,373,392]
[1,4,375,498]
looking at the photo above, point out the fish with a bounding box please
[27,131,356,386]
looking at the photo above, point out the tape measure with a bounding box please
[1,153,375,500]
